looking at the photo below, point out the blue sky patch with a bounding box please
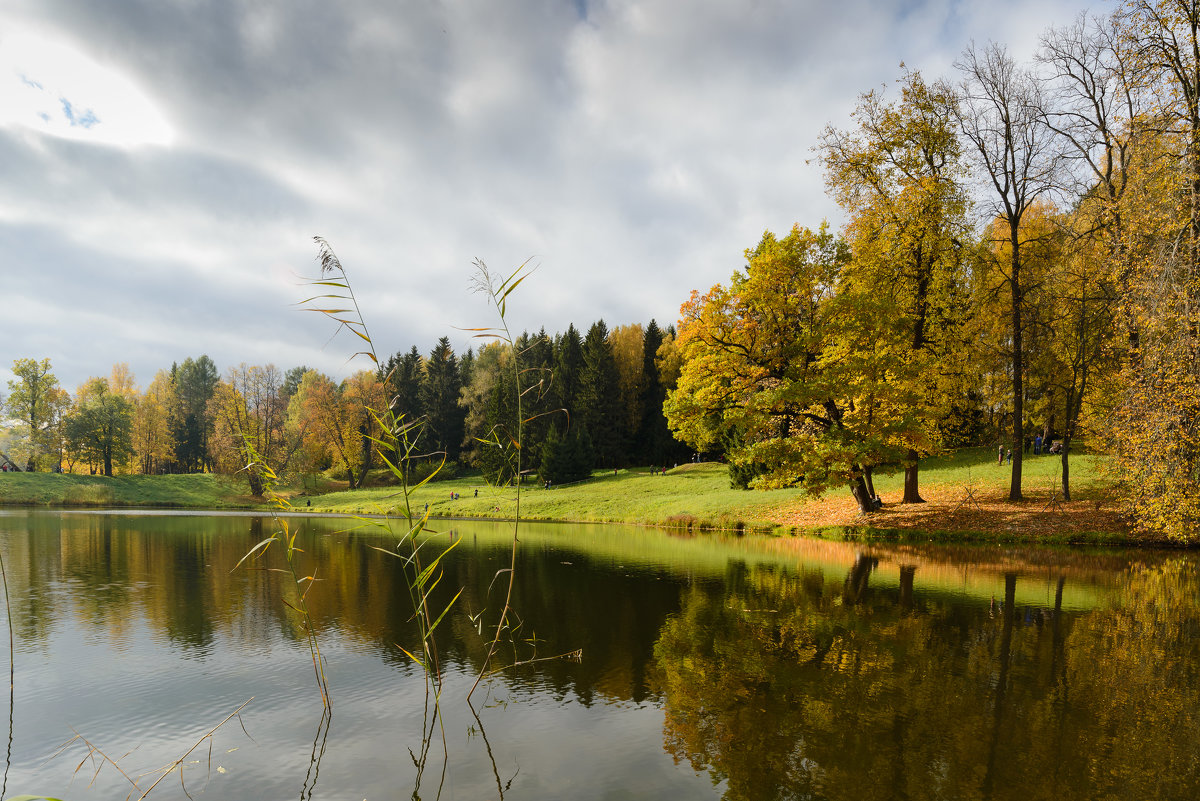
[60,97,100,128]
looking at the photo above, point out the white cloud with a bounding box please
[0,25,174,147]
[0,0,1096,391]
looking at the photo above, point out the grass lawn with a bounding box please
[0,446,1133,542]
[0,471,256,508]
[301,445,1129,541]
[300,460,802,528]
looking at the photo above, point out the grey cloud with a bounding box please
[3,0,1096,393]
[0,129,310,223]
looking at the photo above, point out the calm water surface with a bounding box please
[0,509,1197,800]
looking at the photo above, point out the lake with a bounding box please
[0,509,1197,800]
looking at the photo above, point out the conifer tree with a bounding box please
[578,320,624,467]
[419,337,465,461]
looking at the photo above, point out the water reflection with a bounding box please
[651,551,1200,801]
[0,510,1196,799]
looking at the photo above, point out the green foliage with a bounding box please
[666,223,912,510]
[169,355,219,473]
[419,336,466,461]
[4,357,68,472]
[540,425,593,484]
[380,346,423,420]
[63,378,134,477]
[577,320,624,467]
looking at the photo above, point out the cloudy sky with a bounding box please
[1,0,1096,394]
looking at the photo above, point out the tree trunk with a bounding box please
[849,474,876,514]
[983,572,1018,797]
[1010,221,1025,501]
[899,565,916,611]
[843,554,877,604]
[902,448,925,503]
[1060,438,1071,502]
[864,466,876,499]
[1042,413,1055,448]
[247,470,264,497]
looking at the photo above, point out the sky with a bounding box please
[1,0,1098,395]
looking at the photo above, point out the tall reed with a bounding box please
[464,258,537,699]
[297,237,466,797]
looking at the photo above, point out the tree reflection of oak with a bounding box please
[650,559,1200,801]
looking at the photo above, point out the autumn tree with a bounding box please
[1031,12,1141,500]
[64,377,134,477]
[957,43,1061,500]
[1090,0,1200,536]
[610,323,646,443]
[460,341,516,481]
[666,223,914,513]
[289,369,385,488]
[281,365,312,399]
[133,369,176,474]
[819,70,972,503]
[208,364,298,496]
[5,358,70,471]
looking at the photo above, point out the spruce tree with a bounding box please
[420,337,465,462]
[578,320,624,466]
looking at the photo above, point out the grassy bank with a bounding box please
[302,447,1128,538]
[300,461,802,529]
[0,447,1135,543]
[0,471,255,508]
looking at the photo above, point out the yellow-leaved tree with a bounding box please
[288,369,386,489]
[209,364,298,496]
[665,223,923,513]
[132,369,177,475]
[819,70,973,503]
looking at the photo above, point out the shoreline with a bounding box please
[0,454,1166,547]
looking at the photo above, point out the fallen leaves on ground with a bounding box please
[769,481,1129,537]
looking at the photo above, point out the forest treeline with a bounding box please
[8,1,1200,541]
[0,319,692,495]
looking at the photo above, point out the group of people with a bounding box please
[1032,434,1063,455]
[999,435,1064,465]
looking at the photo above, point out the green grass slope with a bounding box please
[0,471,253,508]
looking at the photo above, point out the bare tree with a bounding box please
[1037,12,1140,500]
[956,42,1061,501]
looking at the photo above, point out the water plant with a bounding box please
[293,237,466,795]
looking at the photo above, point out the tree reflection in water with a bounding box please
[5,513,1200,799]
[651,557,1200,801]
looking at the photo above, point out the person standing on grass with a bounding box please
[999,444,1004,466]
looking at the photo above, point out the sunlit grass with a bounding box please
[305,446,1115,530]
[0,471,252,508]
[0,446,1116,535]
